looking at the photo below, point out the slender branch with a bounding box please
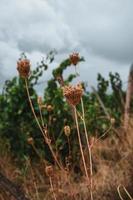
[38,105,45,127]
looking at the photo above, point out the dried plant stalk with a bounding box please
[124,64,133,129]
[74,106,89,181]
[81,98,93,200]
[25,79,63,170]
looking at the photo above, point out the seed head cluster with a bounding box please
[63,84,83,106]
[45,165,54,177]
[64,125,71,137]
[27,137,34,145]
[47,104,54,112]
[69,52,80,65]
[17,58,30,78]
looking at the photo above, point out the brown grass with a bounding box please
[0,125,133,200]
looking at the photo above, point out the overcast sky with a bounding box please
[0,0,133,92]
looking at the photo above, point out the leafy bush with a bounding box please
[0,52,125,163]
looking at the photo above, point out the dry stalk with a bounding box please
[49,177,57,200]
[117,185,133,200]
[73,106,89,181]
[124,64,133,130]
[80,98,93,200]
[24,78,63,170]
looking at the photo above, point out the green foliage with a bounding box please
[0,52,125,164]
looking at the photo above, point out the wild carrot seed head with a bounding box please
[17,58,30,78]
[45,165,54,177]
[63,83,83,106]
[64,125,71,137]
[27,137,34,145]
[69,52,80,65]
[47,104,54,112]
[110,118,115,125]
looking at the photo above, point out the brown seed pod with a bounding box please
[52,117,57,122]
[69,52,80,65]
[63,83,83,106]
[47,104,53,112]
[45,165,54,177]
[27,137,34,145]
[40,104,47,110]
[17,58,30,78]
[110,118,115,125]
[64,125,71,137]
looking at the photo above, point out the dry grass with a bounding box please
[0,124,133,200]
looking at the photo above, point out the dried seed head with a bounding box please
[40,104,47,110]
[37,96,43,106]
[64,125,71,137]
[43,128,48,137]
[17,58,30,78]
[45,137,51,144]
[110,118,115,125]
[45,165,54,177]
[52,117,57,122]
[69,52,80,65]
[27,137,34,145]
[63,83,83,106]
[47,104,53,112]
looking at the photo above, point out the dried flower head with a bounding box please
[40,104,47,110]
[110,118,115,125]
[69,52,80,65]
[27,137,34,145]
[17,58,30,78]
[47,104,53,112]
[64,125,71,137]
[45,165,54,177]
[52,117,57,122]
[63,83,83,106]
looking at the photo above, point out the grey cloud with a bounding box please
[0,0,132,91]
[60,0,133,63]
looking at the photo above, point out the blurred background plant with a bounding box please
[0,51,125,165]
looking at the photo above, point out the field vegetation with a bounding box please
[0,52,133,200]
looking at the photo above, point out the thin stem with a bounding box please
[74,106,89,180]
[117,185,133,200]
[93,124,112,145]
[81,98,93,200]
[117,185,125,200]
[67,136,71,157]
[123,187,133,200]
[30,162,40,200]
[31,144,47,167]
[24,78,62,170]
[38,105,45,127]
[49,177,57,200]
[25,78,44,135]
